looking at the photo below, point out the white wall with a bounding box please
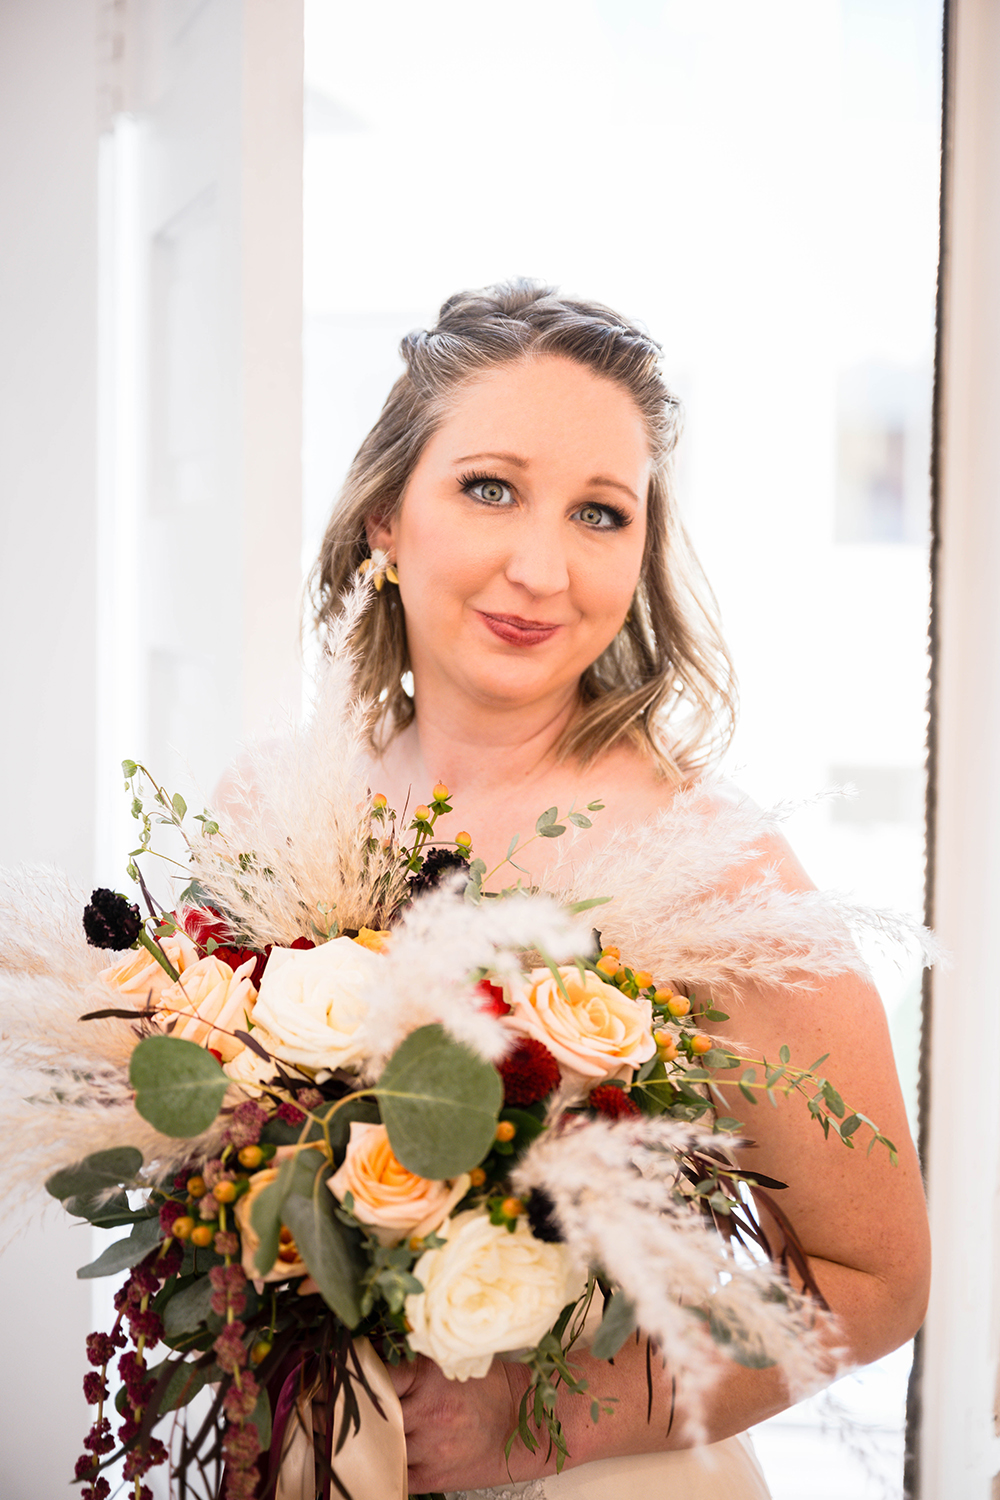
[0,1,102,1492]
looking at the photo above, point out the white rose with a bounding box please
[404,1210,585,1381]
[250,936,381,1072]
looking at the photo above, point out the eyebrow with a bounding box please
[453,452,640,505]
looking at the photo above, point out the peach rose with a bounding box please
[98,931,200,1005]
[353,928,392,955]
[234,1159,309,1284]
[327,1122,469,1247]
[155,954,257,1062]
[504,965,655,1083]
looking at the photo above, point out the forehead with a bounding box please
[423,355,651,479]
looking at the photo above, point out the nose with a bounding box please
[502,512,571,599]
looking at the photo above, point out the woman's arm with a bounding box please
[389,823,930,1494]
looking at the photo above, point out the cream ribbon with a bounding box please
[276,1337,408,1500]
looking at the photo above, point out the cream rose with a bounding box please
[327,1122,469,1247]
[98,931,200,1005]
[250,937,380,1072]
[404,1210,585,1381]
[155,954,257,1062]
[234,1161,309,1284]
[504,965,655,1082]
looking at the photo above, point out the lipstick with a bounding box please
[477,612,561,647]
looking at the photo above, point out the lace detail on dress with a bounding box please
[447,1484,547,1500]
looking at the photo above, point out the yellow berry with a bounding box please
[172,1216,195,1241]
[190,1224,214,1248]
[372,793,388,810]
[214,1180,237,1204]
[596,955,619,978]
[186,1175,207,1199]
[633,970,653,990]
[432,782,449,801]
[469,1166,486,1187]
[408,1236,424,1252]
[238,1145,263,1169]
[495,1120,516,1143]
[250,1340,272,1366]
[667,996,691,1017]
[414,804,431,822]
[501,1197,524,1219]
[455,831,472,848]
[690,1033,713,1055]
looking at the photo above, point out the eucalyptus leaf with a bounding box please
[535,807,559,831]
[157,1357,220,1412]
[46,1146,144,1201]
[130,1034,229,1136]
[375,1024,502,1179]
[76,1215,163,1279]
[566,813,592,829]
[281,1173,364,1328]
[248,1386,272,1448]
[536,823,566,839]
[163,1275,216,1338]
[591,1290,637,1360]
[65,1191,157,1229]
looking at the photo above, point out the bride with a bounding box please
[303,279,929,1497]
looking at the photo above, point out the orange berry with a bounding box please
[469,1167,486,1187]
[172,1216,195,1241]
[408,1236,424,1252]
[432,782,449,801]
[186,1175,206,1199]
[495,1119,516,1143]
[501,1197,524,1219]
[455,831,472,848]
[596,955,619,978]
[690,1033,713,1055]
[654,1029,679,1062]
[278,1243,300,1264]
[214,1180,237,1204]
[238,1145,263,1169]
[633,970,653,990]
[653,987,673,1004]
[414,805,431,822]
[602,945,620,959]
[190,1224,214,1248]
[667,996,691,1017]
[372,793,388,809]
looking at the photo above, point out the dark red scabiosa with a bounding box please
[83,889,142,949]
[498,1038,561,1107]
[587,1084,641,1120]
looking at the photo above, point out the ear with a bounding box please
[365,510,395,555]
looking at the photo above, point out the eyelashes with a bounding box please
[458,471,631,531]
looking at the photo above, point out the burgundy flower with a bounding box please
[276,1100,305,1126]
[224,1099,268,1149]
[213,1321,248,1375]
[587,1084,641,1120]
[83,1371,109,1405]
[85,1331,123,1367]
[215,1230,239,1257]
[498,1038,560,1107]
[223,1372,260,1421]
[159,1199,185,1233]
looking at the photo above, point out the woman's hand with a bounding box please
[386,1353,533,1494]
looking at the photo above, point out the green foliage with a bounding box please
[76,1216,163,1279]
[590,1289,637,1360]
[374,1024,502,1179]
[46,1147,146,1225]
[130,1034,229,1137]
[279,1150,365,1327]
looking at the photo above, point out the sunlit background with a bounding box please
[302,1,941,1494]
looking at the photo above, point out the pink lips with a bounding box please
[478,611,562,647]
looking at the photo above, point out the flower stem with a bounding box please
[136,927,180,982]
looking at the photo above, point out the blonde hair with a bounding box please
[310,279,737,780]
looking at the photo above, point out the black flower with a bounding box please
[83,889,142,950]
[408,847,470,899]
[526,1188,563,1243]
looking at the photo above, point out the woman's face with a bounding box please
[371,355,651,718]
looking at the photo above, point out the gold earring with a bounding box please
[358,549,399,591]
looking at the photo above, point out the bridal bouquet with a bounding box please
[0,582,922,1500]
